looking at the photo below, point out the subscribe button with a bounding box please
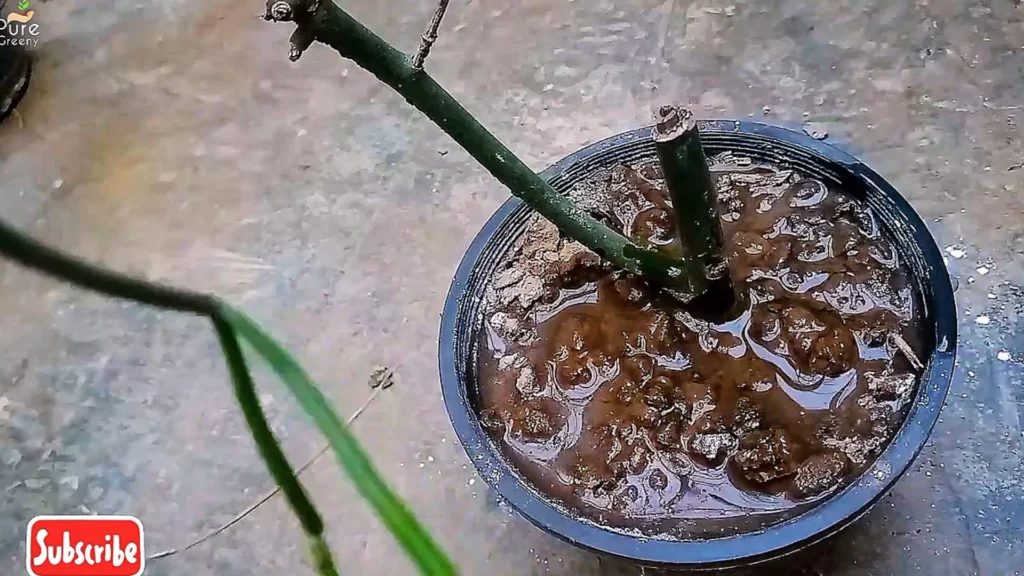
[26,516,144,576]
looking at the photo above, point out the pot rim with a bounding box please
[438,120,957,569]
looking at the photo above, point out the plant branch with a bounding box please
[412,0,451,69]
[267,0,707,300]
[0,217,216,315]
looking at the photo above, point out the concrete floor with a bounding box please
[1,0,1023,574]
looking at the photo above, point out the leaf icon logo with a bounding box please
[6,0,32,23]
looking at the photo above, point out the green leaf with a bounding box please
[309,535,342,576]
[17,0,29,11]
[219,304,456,576]
[212,315,342,576]
[211,315,325,536]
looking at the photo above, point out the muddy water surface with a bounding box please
[477,155,923,539]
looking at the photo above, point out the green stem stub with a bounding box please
[652,105,736,314]
[653,106,726,275]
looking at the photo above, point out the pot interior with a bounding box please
[440,121,956,568]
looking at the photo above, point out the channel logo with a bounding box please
[5,0,33,24]
[26,516,144,576]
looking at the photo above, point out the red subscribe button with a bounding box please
[27,516,145,576]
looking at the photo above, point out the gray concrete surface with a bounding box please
[1,0,1023,574]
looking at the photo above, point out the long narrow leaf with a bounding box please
[212,315,325,536]
[214,315,343,576]
[310,534,342,576]
[218,304,456,576]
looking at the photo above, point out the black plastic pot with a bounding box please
[439,121,956,570]
[0,44,31,123]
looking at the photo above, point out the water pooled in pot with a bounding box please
[476,154,923,539]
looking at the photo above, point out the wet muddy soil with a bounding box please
[476,153,924,539]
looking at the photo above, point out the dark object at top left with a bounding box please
[0,44,31,123]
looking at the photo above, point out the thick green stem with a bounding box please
[652,105,736,315]
[267,0,706,300]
